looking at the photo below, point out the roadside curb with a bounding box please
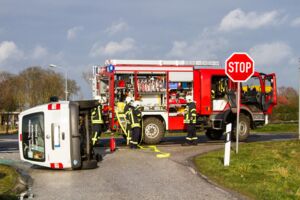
[186,149,250,200]
[1,162,33,199]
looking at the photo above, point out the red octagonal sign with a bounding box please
[225,52,255,82]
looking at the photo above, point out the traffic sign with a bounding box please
[225,52,255,82]
[225,52,255,154]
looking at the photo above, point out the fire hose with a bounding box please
[115,110,170,158]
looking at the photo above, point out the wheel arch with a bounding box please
[142,112,167,131]
[224,107,254,129]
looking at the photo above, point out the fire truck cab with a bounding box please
[19,100,101,169]
[92,59,277,144]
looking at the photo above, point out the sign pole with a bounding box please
[236,83,240,154]
[225,52,255,154]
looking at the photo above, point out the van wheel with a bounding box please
[143,117,165,144]
[232,114,250,141]
[205,129,223,140]
[81,160,98,170]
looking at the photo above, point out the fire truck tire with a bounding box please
[81,160,98,170]
[205,129,223,140]
[143,117,165,144]
[232,114,250,141]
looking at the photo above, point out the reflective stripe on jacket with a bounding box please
[91,105,103,124]
[184,102,196,124]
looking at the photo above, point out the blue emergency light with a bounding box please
[107,64,115,72]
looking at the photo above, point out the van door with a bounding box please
[21,112,46,163]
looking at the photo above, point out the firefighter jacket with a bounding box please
[184,102,197,124]
[124,103,132,126]
[129,107,142,128]
[91,104,104,124]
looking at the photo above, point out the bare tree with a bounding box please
[82,70,93,87]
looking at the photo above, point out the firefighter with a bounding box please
[124,96,133,140]
[91,98,105,146]
[182,95,198,146]
[129,101,142,149]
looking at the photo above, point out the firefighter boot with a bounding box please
[192,139,198,146]
[181,140,192,146]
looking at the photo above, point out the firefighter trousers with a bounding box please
[92,124,103,146]
[130,127,141,149]
[186,124,198,144]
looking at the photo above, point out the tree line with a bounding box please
[271,86,299,122]
[0,66,80,113]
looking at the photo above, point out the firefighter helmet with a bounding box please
[99,97,107,104]
[125,96,133,104]
[186,95,193,102]
[132,101,141,108]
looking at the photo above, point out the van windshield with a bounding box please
[22,112,45,162]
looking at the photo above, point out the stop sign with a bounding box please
[225,52,255,82]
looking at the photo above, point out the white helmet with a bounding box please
[132,101,141,108]
[125,96,133,104]
[186,95,193,103]
[99,97,107,104]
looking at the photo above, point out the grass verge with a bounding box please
[253,123,297,133]
[0,164,19,199]
[194,140,300,199]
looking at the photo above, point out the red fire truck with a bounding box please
[92,59,277,144]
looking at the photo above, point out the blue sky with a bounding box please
[0,0,299,99]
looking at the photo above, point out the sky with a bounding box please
[0,0,300,99]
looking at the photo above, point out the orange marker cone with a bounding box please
[110,135,116,152]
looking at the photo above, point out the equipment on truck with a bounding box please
[92,59,277,144]
[18,100,106,169]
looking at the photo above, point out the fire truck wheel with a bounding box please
[232,114,250,141]
[205,129,223,140]
[81,160,98,170]
[143,117,165,144]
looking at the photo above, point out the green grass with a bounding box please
[0,164,19,199]
[194,140,300,200]
[253,123,298,133]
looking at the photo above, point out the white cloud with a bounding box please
[90,37,136,57]
[67,26,84,40]
[167,41,188,58]
[290,17,300,27]
[219,9,282,32]
[0,41,23,64]
[31,45,48,59]
[167,31,228,60]
[105,20,129,35]
[249,42,293,66]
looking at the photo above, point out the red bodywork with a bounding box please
[96,63,277,131]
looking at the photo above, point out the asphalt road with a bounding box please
[0,133,297,200]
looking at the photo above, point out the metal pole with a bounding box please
[49,64,68,101]
[65,70,68,101]
[236,83,240,154]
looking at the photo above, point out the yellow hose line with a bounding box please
[116,109,170,158]
[138,145,171,158]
